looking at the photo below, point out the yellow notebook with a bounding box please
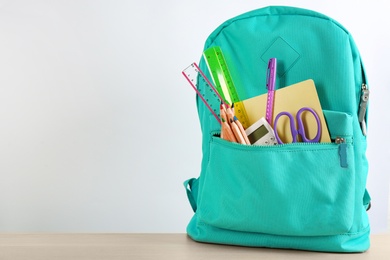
[236,79,331,143]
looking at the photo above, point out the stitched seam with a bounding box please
[207,10,348,47]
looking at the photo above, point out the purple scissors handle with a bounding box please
[274,107,321,144]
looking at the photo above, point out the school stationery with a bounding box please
[244,117,277,145]
[219,104,250,145]
[221,118,236,142]
[238,79,331,143]
[233,116,250,144]
[265,58,277,125]
[203,46,250,129]
[273,107,321,144]
[182,62,227,124]
[183,6,371,253]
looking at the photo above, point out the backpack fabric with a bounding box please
[184,6,371,253]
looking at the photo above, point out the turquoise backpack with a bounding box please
[183,6,371,252]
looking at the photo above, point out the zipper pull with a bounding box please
[358,83,369,136]
[335,137,348,168]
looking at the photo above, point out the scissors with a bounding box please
[273,107,321,144]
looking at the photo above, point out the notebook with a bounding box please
[236,79,331,143]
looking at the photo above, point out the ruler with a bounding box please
[265,58,277,125]
[182,62,227,124]
[203,46,250,129]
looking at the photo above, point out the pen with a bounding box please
[265,58,277,125]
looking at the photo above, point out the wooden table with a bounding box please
[0,233,389,259]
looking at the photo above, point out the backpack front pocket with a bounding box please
[197,135,355,237]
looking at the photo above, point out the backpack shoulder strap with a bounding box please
[183,178,199,212]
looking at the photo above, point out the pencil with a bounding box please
[220,104,227,139]
[233,116,250,145]
[225,104,235,123]
[222,118,237,143]
[230,118,246,144]
[220,103,228,121]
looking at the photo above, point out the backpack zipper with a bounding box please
[335,137,348,168]
[358,83,369,136]
[213,132,349,169]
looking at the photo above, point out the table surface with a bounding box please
[0,233,389,260]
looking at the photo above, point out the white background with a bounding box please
[0,0,389,233]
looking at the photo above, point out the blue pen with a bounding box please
[265,58,277,125]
